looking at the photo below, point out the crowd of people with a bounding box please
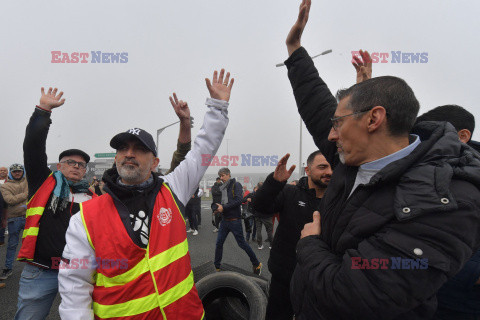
[0,0,479,319]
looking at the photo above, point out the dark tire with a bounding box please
[247,276,269,297]
[220,296,249,320]
[196,271,267,320]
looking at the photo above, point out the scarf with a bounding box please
[219,179,233,205]
[49,171,90,214]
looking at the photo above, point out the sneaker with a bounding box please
[0,269,12,280]
[258,245,263,250]
[215,268,221,272]
[0,282,5,289]
[212,228,218,233]
[186,228,194,233]
[192,230,198,236]
[253,263,262,276]
[269,246,272,249]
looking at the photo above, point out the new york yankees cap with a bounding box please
[110,128,157,156]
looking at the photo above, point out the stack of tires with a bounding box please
[195,271,269,320]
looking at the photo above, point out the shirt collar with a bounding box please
[361,135,421,171]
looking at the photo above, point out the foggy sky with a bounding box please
[1,0,478,176]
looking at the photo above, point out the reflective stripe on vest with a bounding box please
[17,174,55,261]
[81,182,204,319]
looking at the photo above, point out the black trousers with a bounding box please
[265,276,294,320]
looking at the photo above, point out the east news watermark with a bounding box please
[351,257,428,270]
[351,51,429,64]
[51,51,128,63]
[51,257,129,270]
[201,154,279,167]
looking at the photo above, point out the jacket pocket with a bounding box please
[382,229,450,274]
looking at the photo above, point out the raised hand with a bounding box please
[39,87,65,111]
[205,69,234,102]
[169,92,190,121]
[286,0,311,56]
[273,153,296,182]
[352,50,372,84]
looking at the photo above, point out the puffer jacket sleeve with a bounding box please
[285,47,338,166]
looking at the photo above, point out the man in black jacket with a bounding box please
[211,177,222,232]
[284,1,480,319]
[252,151,331,320]
[213,167,262,275]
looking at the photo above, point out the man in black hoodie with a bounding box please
[252,151,332,320]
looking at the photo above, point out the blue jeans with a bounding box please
[214,219,260,268]
[15,264,59,320]
[5,216,25,269]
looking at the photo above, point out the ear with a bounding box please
[151,157,160,172]
[457,129,472,143]
[367,106,387,133]
[57,163,62,170]
[304,165,310,177]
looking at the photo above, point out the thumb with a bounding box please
[312,211,321,223]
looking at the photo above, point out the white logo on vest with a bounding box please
[157,207,173,226]
[128,128,141,135]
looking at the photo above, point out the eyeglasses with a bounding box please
[330,109,371,131]
[60,159,87,169]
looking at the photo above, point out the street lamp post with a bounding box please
[156,121,180,156]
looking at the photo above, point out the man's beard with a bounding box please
[117,159,147,184]
[311,177,329,189]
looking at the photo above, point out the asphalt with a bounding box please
[0,201,274,319]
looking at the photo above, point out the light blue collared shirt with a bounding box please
[348,135,421,198]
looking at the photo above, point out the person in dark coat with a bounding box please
[242,186,256,242]
[211,177,222,232]
[416,105,480,319]
[213,168,262,275]
[252,151,332,320]
[284,2,480,319]
[186,187,201,235]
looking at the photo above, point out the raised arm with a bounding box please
[253,153,294,214]
[163,69,234,205]
[284,1,337,162]
[165,93,192,174]
[24,87,66,197]
[286,0,311,57]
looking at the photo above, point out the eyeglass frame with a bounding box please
[330,108,374,131]
[60,159,88,169]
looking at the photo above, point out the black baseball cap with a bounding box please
[110,128,157,156]
[59,149,90,163]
